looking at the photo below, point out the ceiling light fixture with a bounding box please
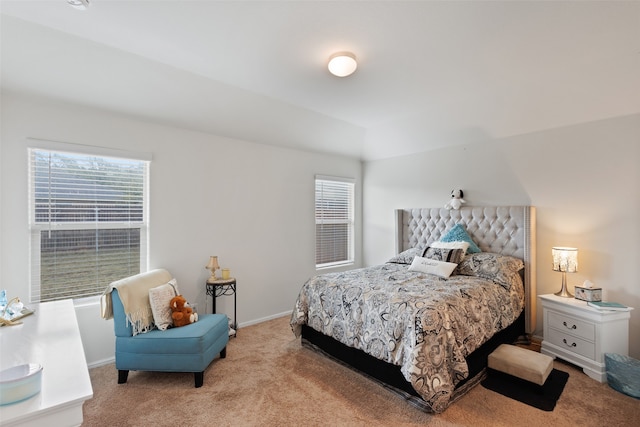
[67,0,90,10]
[328,52,357,77]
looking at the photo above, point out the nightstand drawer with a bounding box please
[548,311,595,341]
[546,328,595,360]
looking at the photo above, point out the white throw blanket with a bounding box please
[101,270,170,336]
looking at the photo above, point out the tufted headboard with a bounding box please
[395,206,537,335]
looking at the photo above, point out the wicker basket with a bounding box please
[605,353,640,399]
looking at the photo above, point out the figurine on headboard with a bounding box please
[444,189,466,210]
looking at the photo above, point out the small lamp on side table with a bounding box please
[552,247,578,298]
[205,256,220,281]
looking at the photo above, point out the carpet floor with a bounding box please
[83,316,640,426]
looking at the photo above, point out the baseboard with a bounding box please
[238,310,291,328]
[89,356,115,369]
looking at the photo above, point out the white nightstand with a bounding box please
[539,294,633,382]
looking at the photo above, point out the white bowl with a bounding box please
[0,363,43,405]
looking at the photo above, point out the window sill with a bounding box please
[72,295,101,308]
[316,262,354,272]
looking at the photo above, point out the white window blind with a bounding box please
[28,148,149,302]
[315,176,354,268]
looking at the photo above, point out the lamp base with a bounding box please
[554,287,574,298]
[554,272,574,298]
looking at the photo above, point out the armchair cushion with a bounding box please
[115,312,229,373]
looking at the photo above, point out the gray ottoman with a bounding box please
[488,344,554,386]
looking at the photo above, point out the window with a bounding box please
[315,175,354,268]
[29,147,149,302]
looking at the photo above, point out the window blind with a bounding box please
[315,176,354,268]
[29,148,149,302]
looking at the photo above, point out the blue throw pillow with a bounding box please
[440,224,481,253]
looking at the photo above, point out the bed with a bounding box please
[290,206,536,413]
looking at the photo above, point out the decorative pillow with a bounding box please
[430,240,470,256]
[439,224,481,253]
[421,246,465,264]
[409,256,457,278]
[387,247,421,265]
[456,252,524,289]
[149,279,179,331]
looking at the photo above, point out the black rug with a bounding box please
[481,368,569,411]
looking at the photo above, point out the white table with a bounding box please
[539,294,633,382]
[0,299,93,426]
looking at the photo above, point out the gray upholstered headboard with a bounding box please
[395,206,537,335]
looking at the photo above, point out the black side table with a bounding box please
[206,278,237,337]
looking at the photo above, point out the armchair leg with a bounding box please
[220,346,227,359]
[194,371,204,388]
[118,370,129,384]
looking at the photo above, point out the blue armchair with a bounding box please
[108,269,229,387]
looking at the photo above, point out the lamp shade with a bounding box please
[552,247,578,273]
[206,256,220,271]
[328,52,357,77]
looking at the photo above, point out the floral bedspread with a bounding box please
[290,260,524,413]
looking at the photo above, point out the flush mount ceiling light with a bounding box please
[68,0,90,10]
[328,52,357,77]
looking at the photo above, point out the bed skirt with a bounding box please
[300,310,526,412]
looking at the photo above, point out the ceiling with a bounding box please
[1,1,639,161]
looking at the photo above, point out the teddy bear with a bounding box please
[444,189,466,210]
[169,295,198,327]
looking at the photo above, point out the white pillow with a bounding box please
[149,279,179,331]
[431,240,470,253]
[408,256,458,279]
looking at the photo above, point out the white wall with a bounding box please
[363,114,640,358]
[0,91,362,366]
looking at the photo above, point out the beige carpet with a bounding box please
[83,316,639,426]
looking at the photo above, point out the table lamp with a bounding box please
[552,247,578,297]
[205,256,220,281]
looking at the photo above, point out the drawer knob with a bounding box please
[563,321,577,330]
[562,338,577,348]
